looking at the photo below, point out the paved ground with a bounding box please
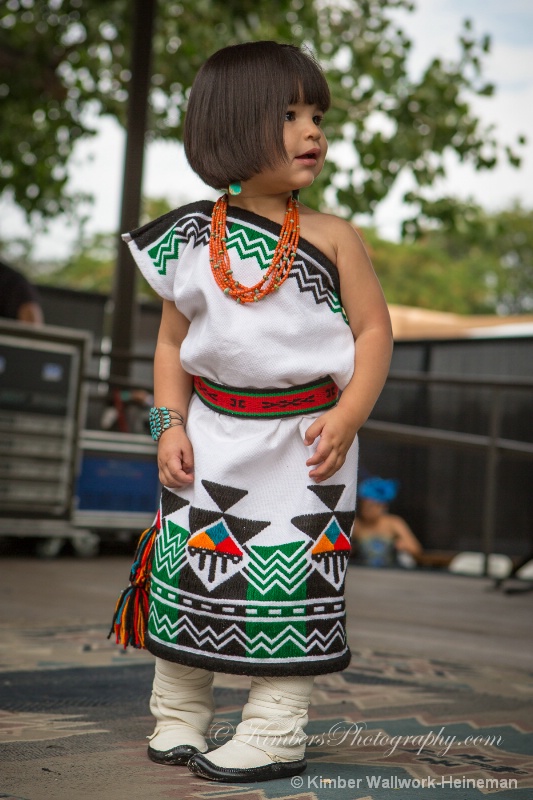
[0,555,532,800]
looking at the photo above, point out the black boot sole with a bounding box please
[187,752,307,783]
[148,744,201,766]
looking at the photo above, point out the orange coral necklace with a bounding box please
[209,193,300,303]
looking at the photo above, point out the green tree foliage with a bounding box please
[362,226,496,314]
[0,0,524,225]
[419,203,533,314]
[39,230,117,293]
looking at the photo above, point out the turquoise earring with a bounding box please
[292,189,300,201]
[228,182,242,196]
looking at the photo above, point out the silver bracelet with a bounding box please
[149,406,185,442]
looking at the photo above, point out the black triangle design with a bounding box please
[202,480,248,512]
[189,507,224,534]
[291,512,332,537]
[308,484,345,511]
[335,510,357,536]
[223,513,270,540]
[161,487,190,517]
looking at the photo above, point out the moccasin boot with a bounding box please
[148,658,215,766]
[188,674,314,782]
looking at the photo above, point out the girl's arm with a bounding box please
[305,219,393,482]
[351,519,363,541]
[390,515,423,557]
[153,299,195,489]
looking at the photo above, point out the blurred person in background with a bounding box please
[352,476,423,568]
[0,258,44,324]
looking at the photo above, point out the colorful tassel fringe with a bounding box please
[108,520,159,649]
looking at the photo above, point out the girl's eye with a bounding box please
[285,110,296,122]
[313,115,323,127]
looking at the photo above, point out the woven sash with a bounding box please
[193,375,339,418]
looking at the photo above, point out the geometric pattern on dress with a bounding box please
[146,213,211,277]
[246,624,308,656]
[149,602,180,641]
[134,202,346,316]
[161,486,190,518]
[147,226,184,276]
[226,223,276,270]
[292,484,355,591]
[154,519,189,582]
[310,484,346,510]
[187,479,270,592]
[148,491,190,641]
[244,530,311,597]
[201,480,248,513]
[156,617,305,656]
[187,519,244,590]
[306,620,347,654]
[226,220,344,317]
[149,614,348,658]
[289,256,346,319]
[147,586,344,619]
[160,617,245,653]
[145,480,350,667]
[312,518,352,590]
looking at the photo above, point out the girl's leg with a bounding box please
[188,674,314,781]
[148,657,215,765]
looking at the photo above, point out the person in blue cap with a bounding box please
[352,477,423,568]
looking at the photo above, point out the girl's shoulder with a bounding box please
[298,206,369,270]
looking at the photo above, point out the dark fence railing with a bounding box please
[362,371,533,575]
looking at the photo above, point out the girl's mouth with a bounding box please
[295,149,320,163]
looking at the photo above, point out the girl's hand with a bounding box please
[304,408,358,482]
[157,426,194,489]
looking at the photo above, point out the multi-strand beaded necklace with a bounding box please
[209,193,300,303]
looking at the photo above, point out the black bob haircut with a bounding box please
[183,41,331,190]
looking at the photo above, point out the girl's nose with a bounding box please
[305,122,321,139]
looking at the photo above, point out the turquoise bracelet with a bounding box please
[149,406,185,442]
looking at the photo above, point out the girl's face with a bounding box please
[358,498,387,523]
[245,102,327,194]
[282,102,328,187]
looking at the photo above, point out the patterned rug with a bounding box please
[0,625,531,800]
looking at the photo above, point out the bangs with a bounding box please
[280,46,331,113]
[184,42,331,190]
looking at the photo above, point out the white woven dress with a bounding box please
[124,200,358,676]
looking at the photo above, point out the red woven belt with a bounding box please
[193,375,339,418]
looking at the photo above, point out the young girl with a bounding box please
[113,40,392,783]
[352,477,423,568]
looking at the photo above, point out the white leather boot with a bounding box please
[188,674,314,782]
[148,658,215,765]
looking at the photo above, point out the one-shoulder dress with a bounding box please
[124,200,358,676]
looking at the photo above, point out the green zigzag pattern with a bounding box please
[152,520,189,582]
[149,600,180,640]
[148,227,185,276]
[226,224,277,270]
[227,222,348,322]
[332,293,348,321]
[245,540,309,598]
